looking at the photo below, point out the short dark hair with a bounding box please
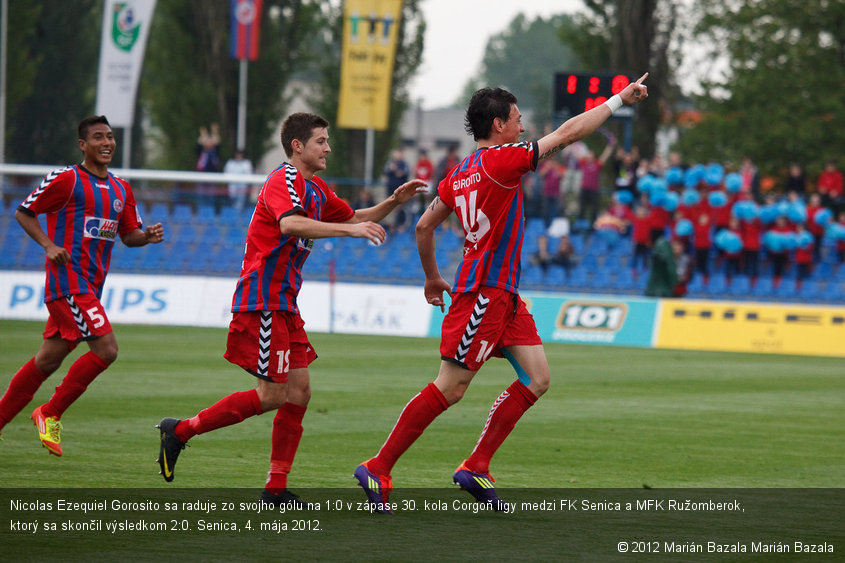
[464,88,518,141]
[78,115,111,140]
[280,113,329,158]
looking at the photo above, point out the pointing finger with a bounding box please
[635,72,648,85]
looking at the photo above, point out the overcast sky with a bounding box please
[408,0,584,110]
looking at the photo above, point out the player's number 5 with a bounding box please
[86,306,106,329]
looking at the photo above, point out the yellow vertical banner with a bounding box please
[337,0,402,130]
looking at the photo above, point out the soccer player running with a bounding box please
[0,115,165,455]
[355,76,649,512]
[156,113,426,506]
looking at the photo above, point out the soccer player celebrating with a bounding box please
[0,115,165,455]
[355,76,649,512]
[156,113,425,506]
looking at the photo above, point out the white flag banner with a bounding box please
[95,0,156,127]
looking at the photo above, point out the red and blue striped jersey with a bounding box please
[437,141,538,294]
[18,165,142,303]
[231,163,354,314]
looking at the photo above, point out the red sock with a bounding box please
[0,358,49,430]
[368,383,449,476]
[175,389,262,442]
[265,402,307,493]
[464,381,537,475]
[43,352,109,418]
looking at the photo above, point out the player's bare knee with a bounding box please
[90,335,118,364]
[441,383,468,405]
[34,356,63,376]
[528,369,550,397]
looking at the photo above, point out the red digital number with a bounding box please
[566,75,577,94]
[611,74,630,94]
[589,77,600,94]
[584,96,608,111]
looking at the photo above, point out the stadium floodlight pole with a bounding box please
[236,58,248,151]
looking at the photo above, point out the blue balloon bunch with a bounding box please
[787,202,807,223]
[714,229,743,253]
[614,189,634,205]
[732,200,759,221]
[665,167,684,186]
[684,165,705,189]
[795,230,814,249]
[707,190,728,208]
[814,207,833,226]
[675,218,693,237]
[827,222,845,241]
[759,203,782,224]
[762,230,797,252]
[705,163,724,186]
[682,188,701,207]
[660,191,679,212]
[724,172,742,193]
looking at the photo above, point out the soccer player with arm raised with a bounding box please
[156,113,425,506]
[355,75,648,512]
[0,115,164,455]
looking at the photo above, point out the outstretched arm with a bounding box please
[537,73,648,161]
[351,179,428,223]
[280,214,388,246]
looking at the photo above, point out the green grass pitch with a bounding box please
[1,319,842,488]
[1,320,843,561]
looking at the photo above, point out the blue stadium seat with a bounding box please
[750,277,774,298]
[148,203,170,223]
[196,204,217,224]
[171,204,194,223]
[797,280,822,301]
[728,276,751,296]
[219,206,241,226]
[773,278,797,299]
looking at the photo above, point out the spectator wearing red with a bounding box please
[768,215,794,287]
[740,214,763,283]
[414,149,434,191]
[817,159,843,211]
[648,201,671,245]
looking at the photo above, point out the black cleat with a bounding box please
[156,418,185,483]
[259,489,313,510]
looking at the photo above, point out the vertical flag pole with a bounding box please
[364,128,374,189]
[237,58,248,151]
[122,127,131,168]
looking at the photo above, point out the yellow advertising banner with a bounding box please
[655,299,845,357]
[337,0,402,130]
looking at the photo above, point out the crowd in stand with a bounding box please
[586,154,845,295]
[365,144,845,299]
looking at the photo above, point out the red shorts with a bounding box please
[224,310,317,383]
[440,286,541,371]
[44,293,113,350]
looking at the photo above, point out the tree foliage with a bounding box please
[142,0,324,170]
[560,0,681,158]
[5,1,100,164]
[676,0,845,179]
[460,14,580,130]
